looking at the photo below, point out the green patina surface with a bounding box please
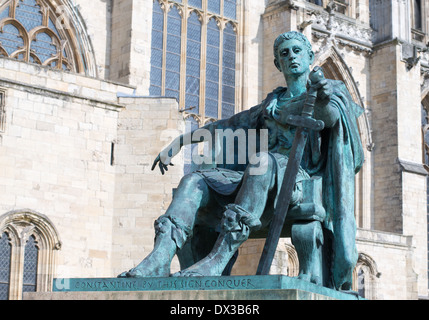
[53,275,363,300]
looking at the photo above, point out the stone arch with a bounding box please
[0,209,61,250]
[314,45,373,152]
[0,209,61,299]
[352,252,380,299]
[285,243,299,277]
[0,0,97,76]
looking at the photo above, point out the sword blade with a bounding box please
[256,126,308,275]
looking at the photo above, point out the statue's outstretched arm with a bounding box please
[151,129,210,175]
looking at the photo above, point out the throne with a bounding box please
[174,175,329,287]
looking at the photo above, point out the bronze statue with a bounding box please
[119,31,364,292]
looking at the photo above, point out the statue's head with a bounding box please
[273,31,315,77]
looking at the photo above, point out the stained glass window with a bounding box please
[15,0,43,32]
[208,0,220,15]
[205,18,220,119]
[150,0,164,96]
[0,24,24,57]
[185,12,201,113]
[222,23,236,119]
[165,6,182,101]
[0,0,81,72]
[188,0,201,9]
[0,232,11,300]
[31,32,57,63]
[22,235,38,295]
[0,5,9,20]
[224,0,236,20]
[149,0,238,146]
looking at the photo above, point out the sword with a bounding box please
[256,67,326,275]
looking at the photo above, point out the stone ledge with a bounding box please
[24,275,363,300]
[24,288,352,300]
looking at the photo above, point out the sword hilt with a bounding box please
[285,67,326,131]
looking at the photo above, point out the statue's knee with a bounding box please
[181,172,201,186]
[179,172,205,193]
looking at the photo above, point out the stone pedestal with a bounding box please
[24,275,363,300]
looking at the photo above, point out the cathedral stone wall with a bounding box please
[0,57,134,278]
[1,0,429,300]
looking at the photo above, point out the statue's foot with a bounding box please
[117,254,170,278]
[296,273,322,286]
[340,290,361,298]
[172,270,204,277]
[172,256,224,277]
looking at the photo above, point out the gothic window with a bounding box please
[413,0,422,30]
[150,0,164,96]
[306,0,355,18]
[0,89,6,133]
[0,0,90,73]
[353,253,380,300]
[22,235,38,295]
[334,0,348,15]
[205,18,220,119]
[357,267,365,298]
[149,0,238,123]
[221,22,236,119]
[0,232,11,300]
[165,5,182,101]
[411,0,425,42]
[0,210,61,300]
[185,12,201,114]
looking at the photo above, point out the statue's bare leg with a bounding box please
[174,154,277,277]
[118,173,213,278]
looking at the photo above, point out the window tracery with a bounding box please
[151,0,239,174]
[0,209,61,300]
[0,232,11,300]
[150,0,238,122]
[352,253,380,299]
[0,0,87,73]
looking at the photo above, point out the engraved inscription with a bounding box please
[55,277,258,292]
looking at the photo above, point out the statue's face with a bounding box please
[275,39,314,78]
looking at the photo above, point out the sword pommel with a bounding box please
[309,67,325,84]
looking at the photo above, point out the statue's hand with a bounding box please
[309,66,333,105]
[151,149,175,175]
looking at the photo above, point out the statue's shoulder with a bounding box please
[262,86,287,104]
[327,79,364,117]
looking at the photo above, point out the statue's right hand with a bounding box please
[151,152,174,175]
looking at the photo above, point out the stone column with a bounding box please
[109,0,152,94]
